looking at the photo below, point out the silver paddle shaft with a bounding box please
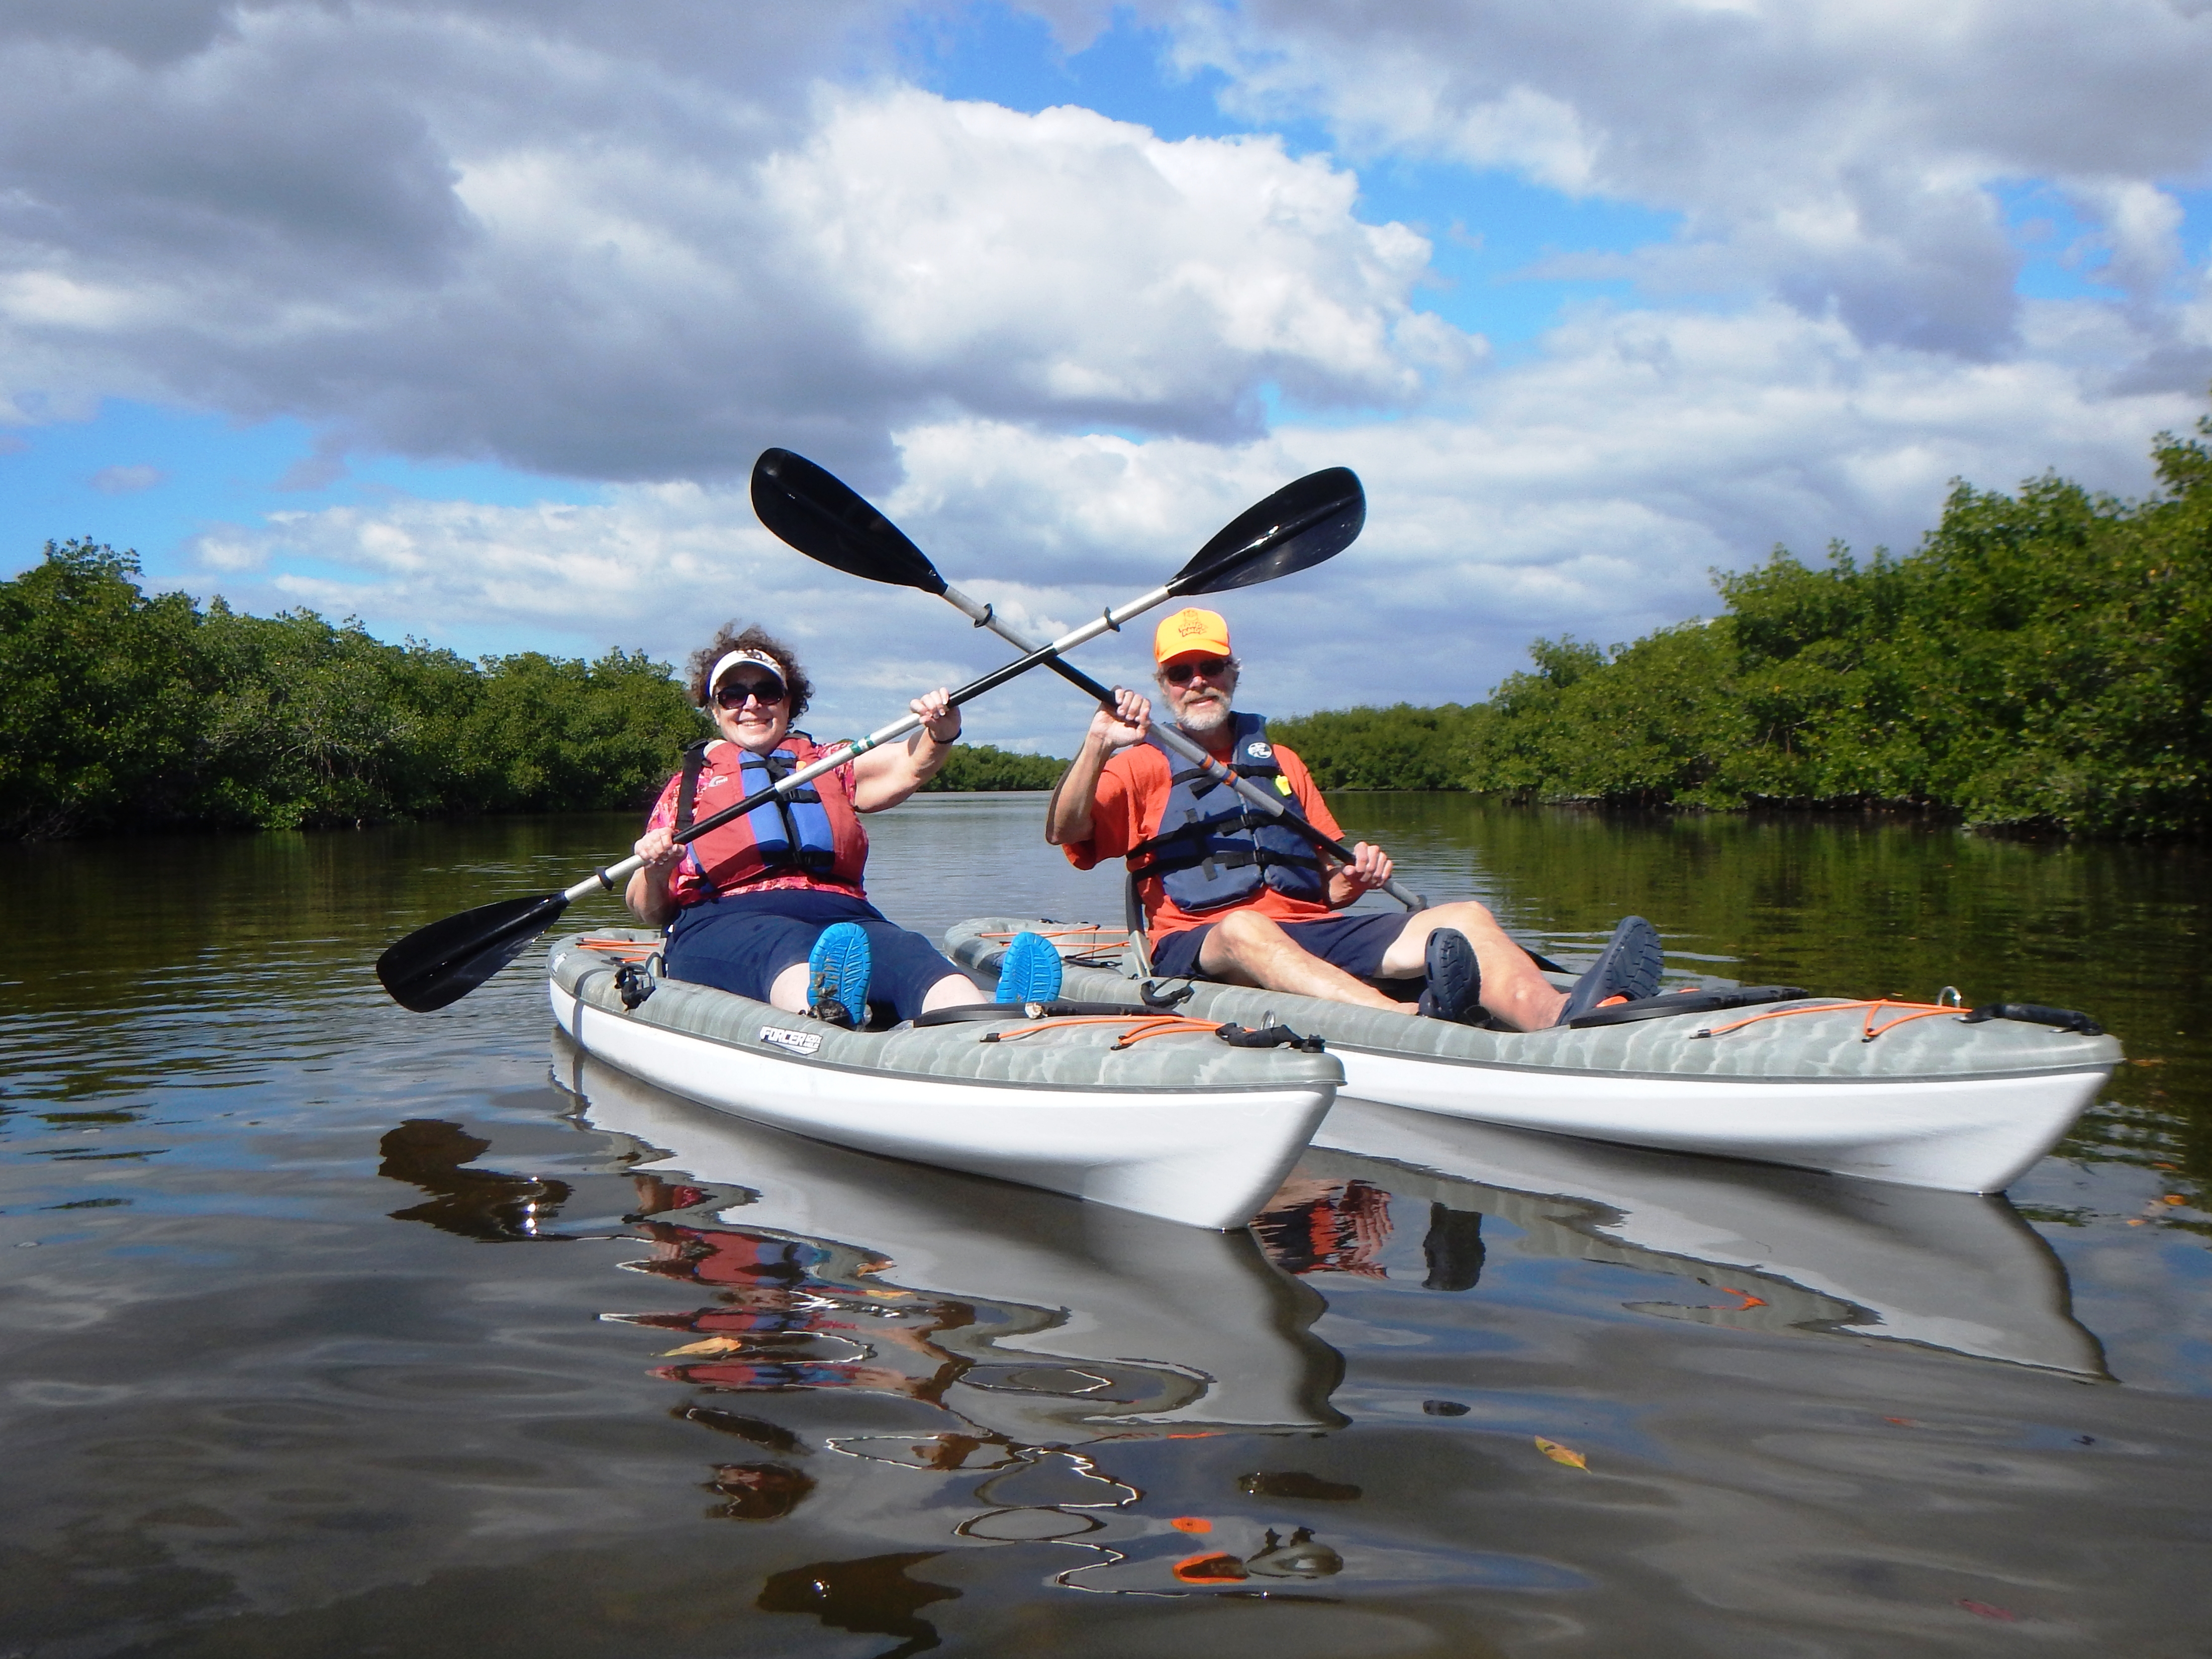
[565,580,1189,906]
[936,581,1425,912]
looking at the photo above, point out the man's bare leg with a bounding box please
[1193,910,1413,1014]
[1378,901,1569,1031]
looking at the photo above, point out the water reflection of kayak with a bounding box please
[555,1041,1382,1602]
[1310,1099,2109,1378]
[547,930,1338,1229]
[947,918,2121,1193]
[552,1035,1347,1444]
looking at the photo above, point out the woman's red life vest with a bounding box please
[666,735,869,905]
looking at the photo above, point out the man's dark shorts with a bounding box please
[665,890,973,1022]
[1148,910,1418,993]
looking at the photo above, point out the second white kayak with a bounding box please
[946,918,2120,1194]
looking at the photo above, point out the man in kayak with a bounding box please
[628,624,1065,1025]
[1045,607,1662,1028]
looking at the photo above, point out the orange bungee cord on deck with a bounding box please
[574,936,665,962]
[982,1012,1325,1053]
[1696,997,1976,1043]
[983,1013,1227,1051]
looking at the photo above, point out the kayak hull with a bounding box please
[947,918,2120,1194]
[1320,1042,2106,1192]
[549,934,1337,1230]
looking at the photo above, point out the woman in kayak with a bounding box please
[626,624,1060,1026]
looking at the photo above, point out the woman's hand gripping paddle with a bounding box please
[750,449,1423,911]
[376,463,1373,1012]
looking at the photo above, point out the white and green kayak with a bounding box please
[549,930,1339,1230]
[946,919,2121,1194]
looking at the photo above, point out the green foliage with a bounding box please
[1461,419,2212,836]
[0,541,707,838]
[1466,624,1747,805]
[1267,703,1483,790]
[922,743,1066,792]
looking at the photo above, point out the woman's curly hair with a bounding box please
[686,623,813,720]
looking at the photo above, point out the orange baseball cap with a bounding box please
[1153,607,1231,663]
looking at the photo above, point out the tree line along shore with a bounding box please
[1278,418,2210,839]
[0,539,1063,840]
[4,418,2204,840]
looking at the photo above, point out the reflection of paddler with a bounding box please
[1252,1177,1394,1278]
[706,1461,816,1521]
[568,1044,1350,1434]
[1307,1108,2112,1376]
[376,1119,574,1241]
[630,1217,971,1406]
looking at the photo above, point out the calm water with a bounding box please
[3,796,2208,1656]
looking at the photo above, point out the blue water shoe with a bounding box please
[1415,927,1483,1024]
[995,930,1064,1006]
[807,922,873,1028]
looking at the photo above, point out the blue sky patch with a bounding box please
[1,401,602,601]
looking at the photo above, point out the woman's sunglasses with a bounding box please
[714,677,787,709]
[1161,656,1231,685]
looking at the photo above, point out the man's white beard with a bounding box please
[1178,694,1232,735]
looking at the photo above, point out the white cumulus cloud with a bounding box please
[0,5,1471,484]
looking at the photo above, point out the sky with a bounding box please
[4,0,2209,754]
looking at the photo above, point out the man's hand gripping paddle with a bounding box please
[749,448,1422,911]
[375,463,1371,1013]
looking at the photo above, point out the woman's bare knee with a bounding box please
[921,972,987,1012]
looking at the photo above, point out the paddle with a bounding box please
[376,465,1370,1013]
[751,448,1424,911]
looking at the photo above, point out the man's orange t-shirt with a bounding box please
[1060,741,1345,938]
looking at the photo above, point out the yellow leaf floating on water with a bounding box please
[662,1335,746,1357]
[1534,1436,1588,1470]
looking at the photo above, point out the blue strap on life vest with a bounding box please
[676,742,838,880]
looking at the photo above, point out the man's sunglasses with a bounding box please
[714,678,787,709]
[1161,656,1231,685]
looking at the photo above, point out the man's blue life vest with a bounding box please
[1123,714,1328,914]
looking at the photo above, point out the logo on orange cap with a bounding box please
[1153,607,1231,663]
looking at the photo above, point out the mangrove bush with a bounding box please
[0,541,707,838]
[1462,420,2212,835]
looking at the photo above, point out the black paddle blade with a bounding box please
[750,448,948,595]
[1174,466,1365,594]
[376,892,571,1013]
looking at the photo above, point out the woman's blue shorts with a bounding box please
[664,890,976,1022]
